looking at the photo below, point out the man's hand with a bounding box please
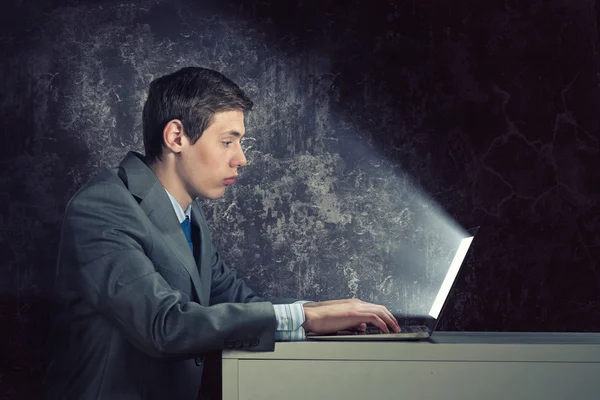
[302,299,401,335]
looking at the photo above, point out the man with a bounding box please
[43,67,400,399]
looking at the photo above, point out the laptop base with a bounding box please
[306,325,431,341]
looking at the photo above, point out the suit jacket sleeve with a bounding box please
[62,181,278,359]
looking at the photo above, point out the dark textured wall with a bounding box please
[2,0,599,398]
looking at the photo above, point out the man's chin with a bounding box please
[198,188,227,200]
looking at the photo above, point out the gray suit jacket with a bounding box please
[43,151,297,399]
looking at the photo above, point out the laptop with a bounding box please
[306,226,479,341]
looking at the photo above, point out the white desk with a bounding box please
[222,332,600,400]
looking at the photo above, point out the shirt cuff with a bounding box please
[273,303,307,341]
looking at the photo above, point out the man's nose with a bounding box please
[233,146,247,168]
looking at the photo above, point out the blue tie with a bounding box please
[180,216,193,253]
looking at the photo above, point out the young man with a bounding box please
[42,67,400,399]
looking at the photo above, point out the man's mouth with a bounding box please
[223,175,238,185]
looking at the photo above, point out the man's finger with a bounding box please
[380,306,401,332]
[377,309,399,333]
[358,304,400,333]
[365,313,389,333]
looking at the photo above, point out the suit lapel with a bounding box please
[118,152,205,304]
[191,201,211,306]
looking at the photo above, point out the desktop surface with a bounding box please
[222,332,600,400]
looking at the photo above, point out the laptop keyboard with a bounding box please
[363,325,428,335]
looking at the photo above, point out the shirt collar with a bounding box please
[164,189,192,224]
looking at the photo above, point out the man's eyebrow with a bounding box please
[221,130,244,138]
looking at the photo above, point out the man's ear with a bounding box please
[163,119,187,154]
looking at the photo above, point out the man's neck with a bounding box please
[149,158,193,211]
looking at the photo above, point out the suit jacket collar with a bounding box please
[118,151,205,303]
[191,200,212,305]
[118,151,156,202]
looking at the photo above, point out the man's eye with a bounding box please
[222,141,232,147]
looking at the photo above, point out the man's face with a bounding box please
[178,110,247,200]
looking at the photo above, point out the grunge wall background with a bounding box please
[1,0,599,397]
